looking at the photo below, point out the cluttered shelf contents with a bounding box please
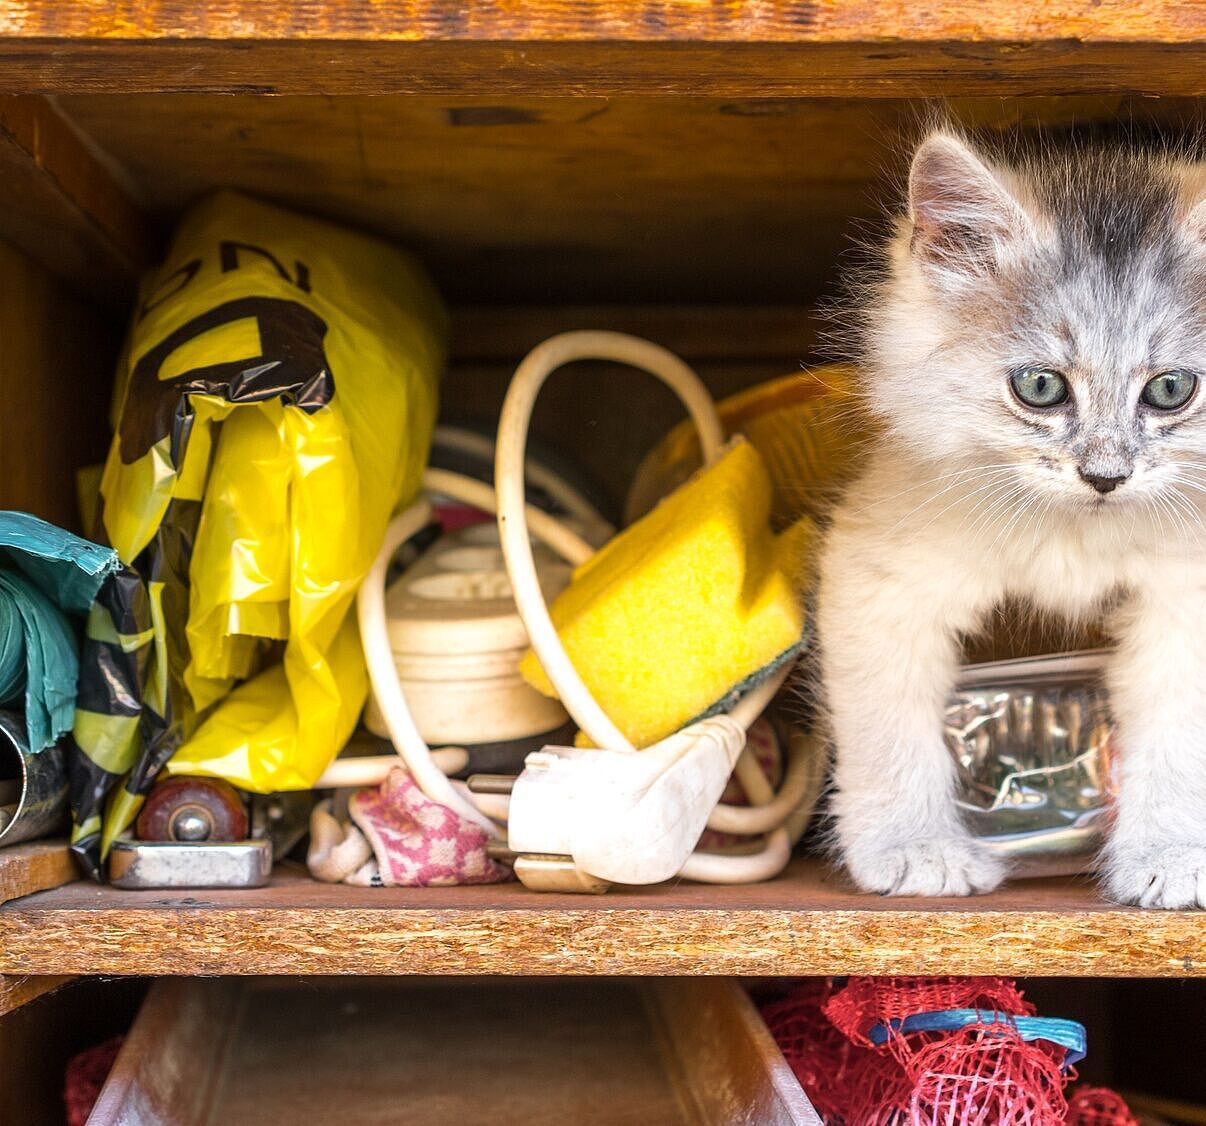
[4,77,1206,1126]
[7,91,1206,977]
[0,171,1154,915]
[0,189,837,899]
[1,855,1200,978]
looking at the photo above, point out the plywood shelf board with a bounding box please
[0,840,76,906]
[2,858,1202,979]
[1,2,1203,44]
[1,42,1206,97]
[47,95,1204,305]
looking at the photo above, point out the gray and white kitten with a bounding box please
[818,129,1206,908]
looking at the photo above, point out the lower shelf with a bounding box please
[89,977,819,1125]
[1,857,1202,977]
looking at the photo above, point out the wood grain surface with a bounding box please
[49,95,1204,305]
[0,97,153,304]
[0,974,75,1017]
[92,978,819,1125]
[648,978,822,1124]
[1,41,1205,97]
[1,858,1202,978]
[87,978,243,1126]
[58,93,894,306]
[0,238,118,530]
[0,840,76,906]
[1,2,1202,43]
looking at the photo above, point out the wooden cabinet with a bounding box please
[1,5,1205,1121]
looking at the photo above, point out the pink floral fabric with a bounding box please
[348,767,511,887]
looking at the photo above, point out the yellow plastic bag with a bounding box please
[70,192,445,867]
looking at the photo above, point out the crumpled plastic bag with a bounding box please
[67,191,445,876]
[0,512,119,752]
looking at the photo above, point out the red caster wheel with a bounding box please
[136,776,248,842]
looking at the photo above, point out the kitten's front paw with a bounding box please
[1103,843,1206,909]
[846,836,1006,897]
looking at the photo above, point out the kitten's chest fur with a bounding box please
[847,447,1206,625]
[1001,518,1162,616]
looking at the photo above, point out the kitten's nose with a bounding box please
[1078,469,1130,494]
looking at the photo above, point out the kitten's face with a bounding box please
[869,132,1206,523]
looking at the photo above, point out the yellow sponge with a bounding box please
[520,437,813,748]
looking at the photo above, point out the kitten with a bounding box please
[818,128,1206,908]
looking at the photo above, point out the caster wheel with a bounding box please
[136,776,248,842]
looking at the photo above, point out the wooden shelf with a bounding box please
[1,857,1202,979]
[0,96,153,307]
[0,3,1204,95]
[0,841,75,907]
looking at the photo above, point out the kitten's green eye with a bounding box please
[1010,368,1069,409]
[1141,370,1197,411]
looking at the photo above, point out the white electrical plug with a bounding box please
[505,715,747,887]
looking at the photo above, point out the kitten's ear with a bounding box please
[908,132,1034,279]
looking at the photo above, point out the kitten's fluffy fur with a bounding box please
[819,129,1206,907]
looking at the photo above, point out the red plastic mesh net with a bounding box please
[760,978,1139,1126]
[824,976,1033,1046]
[907,1022,1068,1126]
[1065,1087,1140,1126]
[64,1035,124,1126]
[761,982,916,1124]
[840,1047,914,1125]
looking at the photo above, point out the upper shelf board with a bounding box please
[0,3,1204,96]
[2,1,1202,43]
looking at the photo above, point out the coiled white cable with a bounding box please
[433,425,615,547]
[357,496,501,835]
[377,469,814,834]
[493,331,805,883]
[495,331,725,753]
[355,331,813,883]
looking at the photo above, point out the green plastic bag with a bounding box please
[68,192,445,875]
[0,512,120,752]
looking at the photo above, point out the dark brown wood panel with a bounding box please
[450,305,828,364]
[0,974,75,1017]
[0,96,153,305]
[0,239,118,530]
[1,858,1203,978]
[0,977,148,1126]
[2,41,1206,97]
[57,94,901,306]
[51,95,1204,305]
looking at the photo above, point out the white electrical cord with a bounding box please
[496,331,725,754]
[363,475,812,825]
[492,331,804,883]
[423,467,594,568]
[357,496,501,836]
[316,747,468,789]
[357,477,806,879]
[433,425,615,546]
[353,468,594,836]
[354,330,813,884]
